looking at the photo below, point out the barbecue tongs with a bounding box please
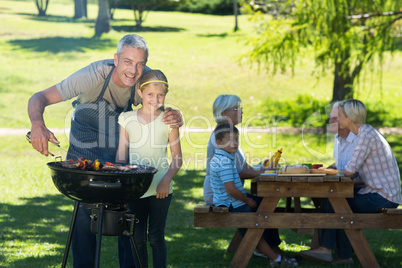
[26,131,78,160]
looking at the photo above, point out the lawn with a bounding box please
[1,0,402,267]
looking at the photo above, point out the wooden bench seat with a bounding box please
[194,204,229,213]
[380,208,402,214]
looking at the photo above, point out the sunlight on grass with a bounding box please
[381,246,397,253]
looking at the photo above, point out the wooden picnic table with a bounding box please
[194,173,402,267]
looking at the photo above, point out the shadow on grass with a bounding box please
[14,13,187,34]
[196,33,228,38]
[16,13,95,24]
[113,25,186,33]
[0,194,74,267]
[167,168,402,267]
[8,37,115,53]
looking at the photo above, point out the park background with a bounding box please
[0,0,401,267]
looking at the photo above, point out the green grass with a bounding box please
[1,0,402,267]
[1,132,402,267]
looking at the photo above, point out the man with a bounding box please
[301,102,360,263]
[28,34,182,267]
[328,102,357,172]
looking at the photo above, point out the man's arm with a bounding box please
[28,85,63,156]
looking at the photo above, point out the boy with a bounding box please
[209,123,298,267]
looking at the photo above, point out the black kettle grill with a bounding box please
[47,162,156,268]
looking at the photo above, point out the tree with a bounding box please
[74,0,87,19]
[241,0,402,101]
[122,0,184,29]
[35,0,50,16]
[234,0,239,32]
[95,0,111,37]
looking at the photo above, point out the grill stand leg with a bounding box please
[62,201,80,268]
[129,234,143,268]
[62,203,142,268]
[94,205,105,268]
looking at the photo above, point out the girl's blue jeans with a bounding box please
[119,194,172,268]
[320,187,398,259]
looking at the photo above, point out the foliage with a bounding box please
[121,0,184,28]
[260,95,329,128]
[177,0,234,15]
[35,0,51,16]
[240,0,402,101]
[260,95,401,128]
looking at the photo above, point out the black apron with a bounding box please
[67,65,133,163]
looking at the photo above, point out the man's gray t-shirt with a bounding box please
[56,59,148,107]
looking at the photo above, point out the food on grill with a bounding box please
[277,164,310,174]
[311,167,340,175]
[59,159,139,172]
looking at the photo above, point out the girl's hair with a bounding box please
[339,99,367,126]
[117,34,149,59]
[213,95,242,123]
[138,70,169,93]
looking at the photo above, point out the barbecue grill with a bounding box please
[47,161,156,268]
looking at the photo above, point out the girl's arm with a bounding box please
[156,128,183,199]
[115,126,129,164]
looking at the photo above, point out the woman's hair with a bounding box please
[138,70,169,93]
[339,99,367,126]
[213,95,241,123]
[117,34,149,59]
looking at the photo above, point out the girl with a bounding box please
[116,69,182,268]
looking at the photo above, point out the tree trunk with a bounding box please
[332,65,353,102]
[95,0,111,37]
[74,0,87,19]
[35,0,50,16]
[233,0,239,32]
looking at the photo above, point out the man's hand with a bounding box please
[162,107,183,128]
[30,125,59,156]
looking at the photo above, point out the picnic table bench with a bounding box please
[194,174,402,268]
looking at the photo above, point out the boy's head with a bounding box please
[214,123,239,154]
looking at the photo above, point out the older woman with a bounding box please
[203,94,287,260]
[300,99,402,265]
[203,94,263,205]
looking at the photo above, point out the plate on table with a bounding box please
[260,172,277,176]
[252,164,262,170]
[277,173,326,176]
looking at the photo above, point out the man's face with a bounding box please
[113,46,147,88]
[216,132,239,154]
[329,107,339,133]
[329,107,350,138]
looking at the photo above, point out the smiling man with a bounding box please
[27,34,182,267]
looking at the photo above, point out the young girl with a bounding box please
[116,69,182,268]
